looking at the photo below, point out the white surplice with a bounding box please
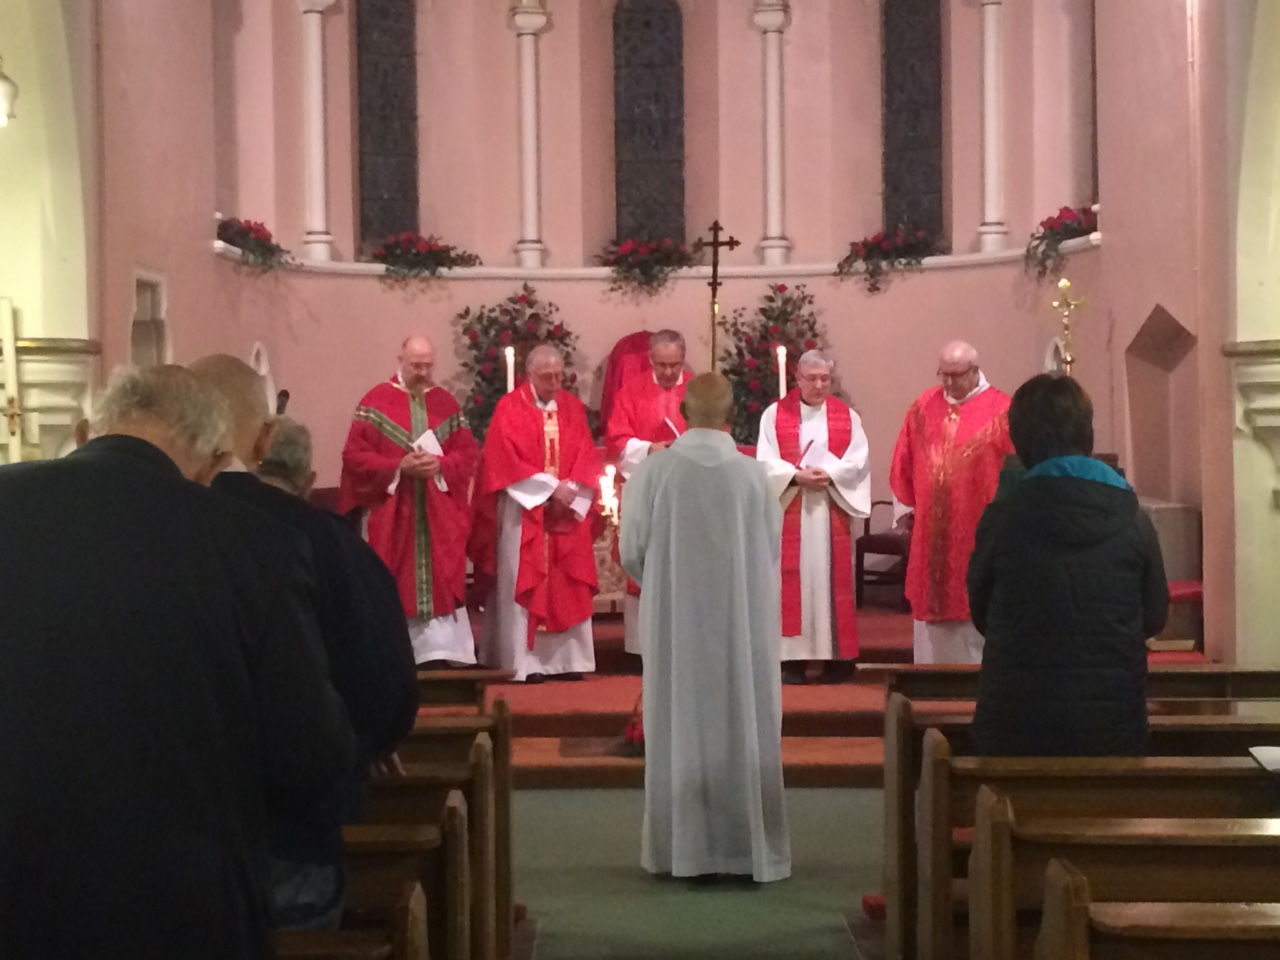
[756,400,871,662]
[621,429,791,882]
[408,612,476,666]
[477,396,596,682]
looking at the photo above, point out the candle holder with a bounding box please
[1051,278,1086,378]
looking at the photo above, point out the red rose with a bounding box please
[663,238,672,248]
[386,234,395,243]
[1060,206,1077,221]
[618,240,635,255]
[746,357,758,369]
[481,363,493,376]
[467,329,480,341]
[917,230,925,238]
[1048,217,1061,231]
[552,324,564,336]
[400,232,413,243]
[474,395,485,406]
[744,337,755,348]
[881,240,891,251]
[487,347,498,358]
[804,339,817,350]
[871,232,883,244]
[768,324,780,335]
[416,240,429,253]
[499,330,512,342]
[518,294,530,304]
[679,245,687,253]
[374,248,385,258]
[747,401,760,413]
[776,284,788,293]
[748,379,761,392]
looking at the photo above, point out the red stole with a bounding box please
[775,391,858,658]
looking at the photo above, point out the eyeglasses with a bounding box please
[937,366,977,382]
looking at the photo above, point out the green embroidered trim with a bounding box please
[354,406,413,450]
[433,411,466,445]
[409,394,433,619]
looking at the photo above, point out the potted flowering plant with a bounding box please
[718,283,827,444]
[372,232,482,280]
[217,217,290,271]
[1024,205,1098,280]
[596,237,699,295]
[622,693,644,757]
[456,283,584,442]
[836,226,945,293]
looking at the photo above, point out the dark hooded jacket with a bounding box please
[967,459,1169,756]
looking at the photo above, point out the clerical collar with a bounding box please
[223,456,252,474]
[945,372,990,406]
[393,373,432,396]
[534,392,557,411]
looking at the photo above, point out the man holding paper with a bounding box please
[756,350,871,683]
[339,335,480,666]
[604,330,691,655]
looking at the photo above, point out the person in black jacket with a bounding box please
[0,365,354,960]
[967,373,1168,756]
[191,355,418,930]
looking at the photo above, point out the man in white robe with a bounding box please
[757,350,871,683]
[621,373,791,883]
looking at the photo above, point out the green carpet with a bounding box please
[513,788,882,959]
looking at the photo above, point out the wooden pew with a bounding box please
[971,787,1280,960]
[915,729,1280,960]
[417,668,514,713]
[1035,859,1280,960]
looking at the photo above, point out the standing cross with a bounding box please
[4,396,19,437]
[693,220,740,372]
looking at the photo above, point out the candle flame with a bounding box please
[599,464,619,525]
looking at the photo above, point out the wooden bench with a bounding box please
[417,669,514,713]
[971,787,1280,960]
[1035,859,1280,960]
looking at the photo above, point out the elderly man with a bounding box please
[757,350,871,683]
[193,355,418,930]
[621,373,790,883]
[339,335,479,667]
[890,341,1013,664]
[472,344,601,682]
[0,365,353,958]
[604,329,692,655]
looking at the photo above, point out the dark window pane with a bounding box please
[883,0,944,237]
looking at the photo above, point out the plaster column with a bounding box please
[510,1,550,268]
[299,0,337,261]
[754,1,792,266]
[978,0,1008,252]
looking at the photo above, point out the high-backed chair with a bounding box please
[855,499,909,609]
[598,330,654,432]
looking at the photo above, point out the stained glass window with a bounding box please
[882,0,944,238]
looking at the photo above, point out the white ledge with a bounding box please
[212,234,1100,280]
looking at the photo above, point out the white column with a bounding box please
[510,1,549,268]
[299,0,337,261]
[978,0,1008,252]
[754,1,792,266]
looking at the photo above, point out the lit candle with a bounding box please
[600,464,619,525]
[504,345,516,393]
[776,344,787,400]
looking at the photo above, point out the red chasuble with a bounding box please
[470,384,602,645]
[774,391,859,658]
[338,379,479,621]
[889,385,1012,622]
[603,372,690,462]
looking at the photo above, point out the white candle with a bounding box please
[600,464,619,524]
[1,298,21,463]
[504,345,516,393]
[776,344,787,400]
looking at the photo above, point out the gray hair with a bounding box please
[258,416,313,493]
[649,330,686,355]
[525,343,564,372]
[797,349,834,371]
[92,365,229,459]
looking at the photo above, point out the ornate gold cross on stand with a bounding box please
[693,220,740,372]
[1051,278,1086,377]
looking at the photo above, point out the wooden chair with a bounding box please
[854,499,908,609]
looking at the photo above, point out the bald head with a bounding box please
[681,373,734,429]
[525,344,564,402]
[188,354,275,468]
[937,340,982,401]
[399,336,436,393]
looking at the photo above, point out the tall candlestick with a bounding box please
[504,346,516,393]
[776,344,787,400]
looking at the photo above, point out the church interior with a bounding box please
[5,0,1280,957]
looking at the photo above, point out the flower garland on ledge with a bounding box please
[372,232,482,280]
[836,227,946,293]
[1025,205,1098,280]
[455,283,582,442]
[596,237,699,295]
[718,283,826,444]
[217,217,290,272]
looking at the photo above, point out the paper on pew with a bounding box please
[387,429,449,495]
[1248,746,1280,772]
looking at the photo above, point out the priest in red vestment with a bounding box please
[604,329,691,655]
[472,344,602,682]
[889,341,1013,664]
[338,335,479,666]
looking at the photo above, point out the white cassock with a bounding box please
[756,400,871,661]
[621,429,791,882]
[477,397,596,682]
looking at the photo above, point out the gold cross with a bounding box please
[4,396,19,437]
[693,220,740,372]
[1051,278,1087,378]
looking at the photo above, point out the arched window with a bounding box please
[613,0,686,242]
[882,0,944,237]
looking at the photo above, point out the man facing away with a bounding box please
[604,329,692,655]
[472,344,602,682]
[621,373,791,884]
[889,340,1013,664]
[339,335,480,667]
[0,365,354,959]
[756,350,871,683]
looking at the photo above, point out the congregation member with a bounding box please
[890,341,1013,664]
[621,373,790,883]
[339,335,479,667]
[472,344,601,683]
[968,374,1168,756]
[756,350,871,683]
[0,365,354,959]
[604,329,691,655]
[192,355,418,930]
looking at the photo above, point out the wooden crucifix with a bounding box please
[693,220,740,371]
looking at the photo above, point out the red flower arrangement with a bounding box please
[455,283,584,441]
[1024,205,1098,280]
[596,237,700,295]
[372,232,481,280]
[621,693,644,757]
[836,226,946,293]
[217,217,290,271]
[718,283,827,444]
